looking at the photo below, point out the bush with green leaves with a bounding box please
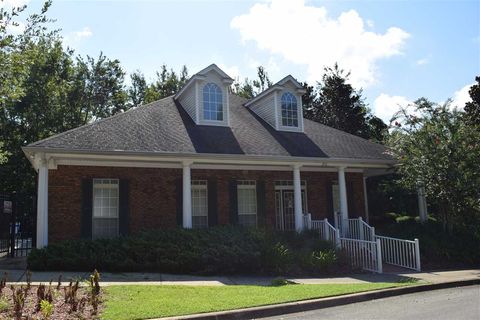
[378,219,480,268]
[28,226,347,276]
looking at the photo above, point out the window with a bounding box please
[281,92,298,127]
[92,179,119,239]
[237,180,257,227]
[192,180,208,228]
[203,83,223,121]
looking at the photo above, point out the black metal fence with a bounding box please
[0,193,36,258]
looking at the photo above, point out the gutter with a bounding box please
[22,146,397,171]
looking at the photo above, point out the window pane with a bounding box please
[281,92,298,127]
[203,83,223,121]
[92,218,118,239]
[192,180,208,228]
[92,179,119,239]
[237,181,257,227]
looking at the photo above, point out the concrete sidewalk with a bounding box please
[0,266,478,286]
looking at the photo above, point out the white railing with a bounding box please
[305,214,339,247]
[339,237,382,273]
[310,218,338,246]
[335,213,375,241]
[376,235,421,271]
[307,212,421,273]
[303,213,312,230]
[347,217,375,241]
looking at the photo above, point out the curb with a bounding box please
[154,279,480,320]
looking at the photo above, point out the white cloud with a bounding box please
[218,63,241,80]
[451,83,473,110]
[231,0,410,88]
[63,27,93,48]
[373,93,413,123]
[416,58,429,66]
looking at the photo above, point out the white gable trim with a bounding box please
[244,75,305,108]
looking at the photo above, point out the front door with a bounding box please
[275,190,307,231]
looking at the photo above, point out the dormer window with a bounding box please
[175,64,233,127]
[281,92,298,127]
[203,83,223,121]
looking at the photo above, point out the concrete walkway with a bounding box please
[0,265,478,286]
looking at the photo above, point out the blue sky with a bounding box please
[9,0,480,122]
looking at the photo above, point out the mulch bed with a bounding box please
[0,283,102,319]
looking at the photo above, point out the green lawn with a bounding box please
[102,282,410,320]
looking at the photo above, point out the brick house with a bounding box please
[23,64,395,248]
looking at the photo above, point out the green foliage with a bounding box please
[366,174,418,224]
[0,1,194,196]
[40,299,53,319]
[464,76,480,125]
[378,219,480,267]
[388,98,480,230]
[302,63,387,141]
[143,64,189,103]
[0,296,9,312]
[232,66,273,99]
[28,226,344,276]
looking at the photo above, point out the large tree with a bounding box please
[388,98,480,231]
[464,76,480,126]
[303,64,387,141]
[144,65,189,103]
[0,1,130,194]
[232,66,273,99]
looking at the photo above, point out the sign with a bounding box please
[3,200,12,214]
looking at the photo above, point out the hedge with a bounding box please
[28,226,351,276]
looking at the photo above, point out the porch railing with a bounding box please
[305,213,421,273]
[375,235,421,271]
[335,213,375,241]
[339,237,382,273]
[309,217,338,247]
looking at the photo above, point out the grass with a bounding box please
[102,282,411,320]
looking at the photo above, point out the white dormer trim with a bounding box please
[245,75,306,133]
[244,75,305,108]
[175,64,234,126]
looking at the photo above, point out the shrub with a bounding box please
[378,220,480,268]
[28,226,347,276]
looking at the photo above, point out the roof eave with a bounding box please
[22,146,397,170]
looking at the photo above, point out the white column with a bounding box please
[363,176,370,223]
[417,186,427,223]
[293,164,303,232]
[182,161,192,228]
[36,159,49,248]
[338,167,348,222]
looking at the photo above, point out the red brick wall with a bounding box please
[47,166,365,242]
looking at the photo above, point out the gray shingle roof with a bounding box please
[27,94,393,161]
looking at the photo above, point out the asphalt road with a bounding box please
[261,285,480,320]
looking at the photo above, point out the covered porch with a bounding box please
[29,150,397,247]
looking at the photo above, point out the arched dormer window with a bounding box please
[281,92,298,127]
[203,83,223,121]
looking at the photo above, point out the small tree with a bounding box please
[388,98,480,231]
